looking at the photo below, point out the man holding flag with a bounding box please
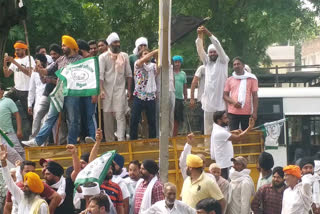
[23,35,87,146]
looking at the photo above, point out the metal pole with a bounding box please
[22,20,32,74]
[159,0,171,182]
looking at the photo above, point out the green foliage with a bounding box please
[3,0,320,77]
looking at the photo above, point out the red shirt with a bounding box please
[6,181,55,202]
[134,179,164,214]
[100,180,123,208]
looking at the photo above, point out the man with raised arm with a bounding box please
[195,26,229,149]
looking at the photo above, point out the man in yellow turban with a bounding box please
[181,153,225,211]
[282,165,313,213]
[0,144,49,213]
[23,34,83,147]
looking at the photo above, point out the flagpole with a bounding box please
[22,20,32,74]
[159,0,171,183]
[98,97,101,129]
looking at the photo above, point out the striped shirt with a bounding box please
[134,179,164,214]
[101,180,124,208]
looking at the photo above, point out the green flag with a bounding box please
[74,150,116,189]
[56,56,100,97]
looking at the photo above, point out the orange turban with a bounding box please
[283,165,301,179]
[186,154,203,168]
[24,172,44,194]
[13,42,28,50]
[62,35,79,51]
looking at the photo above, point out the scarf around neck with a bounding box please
[232,71,257,108]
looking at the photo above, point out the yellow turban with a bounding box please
[24,172,44,194]
[283,165,301,179]
[13,42,28,50]
[186,154,203,168]
[61,35,79,51]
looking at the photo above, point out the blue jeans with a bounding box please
[130,97,156,140]
[80,96,97,139]
[36,96,80,145]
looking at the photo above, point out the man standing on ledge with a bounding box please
[195,25,229,148]
[224,57,258,131]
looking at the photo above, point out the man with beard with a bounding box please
[99,32,132,142]
[143,182,195,214]
[80,194,110,214]
[299,158,320,214]
[228,156,255,214]
[133,159,164,214]
[251,167,286,214]
[223,57,258,131]
[3,40,36,129]
[44,161,75,213]
[195,26,229,149]
[181,154,225,210]
[100,166,124,214]
[22,35,83,146]
[0,144,49,213]
[111,154,130,214]
[281,165,313,214]
[210,111,254,179]
[4,160,61,214]
[124,160,141,213]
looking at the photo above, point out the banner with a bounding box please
[56,56,100,97]
[74,150,116,189]
[261,118,286,149]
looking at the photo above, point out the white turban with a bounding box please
[207,44,216,53]
[106,32,120,45]
[133,37,148,55]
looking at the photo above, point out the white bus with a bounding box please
[258,87,320,167]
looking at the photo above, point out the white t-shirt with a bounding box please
[210,123,233,168]
[194,65,205,102]
[8,56,35,91]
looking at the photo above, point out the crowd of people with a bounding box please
[0,127,318,214]
[0,24,319,214]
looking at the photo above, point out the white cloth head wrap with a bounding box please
[133,37,148,55]
[82,182,100,196]
[106,32,120,45]
[207,44,216,53]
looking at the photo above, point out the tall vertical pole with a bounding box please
[159,0,171,182]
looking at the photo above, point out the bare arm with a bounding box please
[252,91,258,120]
[228,118,255,142]
[135,49,158,67]
[13,112,23,139]
[190,76,199,100]
[183,83,187,102]
[6,57,33,77]
[66,145,81,182]
[2,66,13,77]
[3,202,12,214]
[123,198,129,214]
[116,205,124,214]
[89,129,103,163]
[223,91,236,105]
[47,191,62,214]
[218,198,226,214]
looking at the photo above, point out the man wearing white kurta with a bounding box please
[99,32,132,142]
[282,165,313,214]
[195,26,229,148]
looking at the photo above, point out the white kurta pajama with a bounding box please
[195,35,229,148]
[99,51,132,141]
[28,72,46,134]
